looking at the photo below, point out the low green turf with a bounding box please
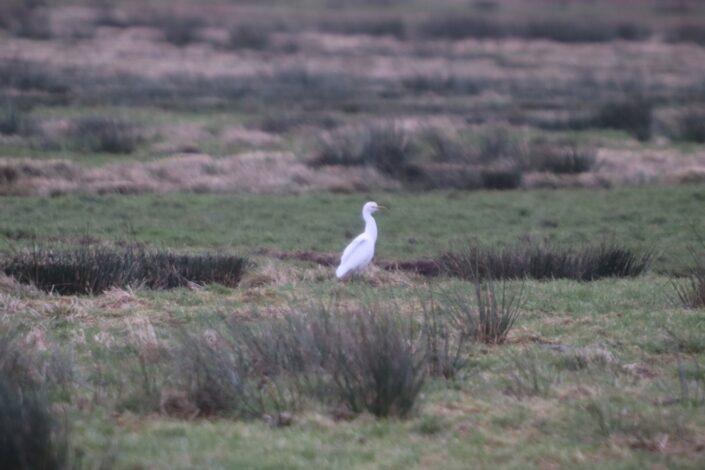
[1,184,703,271]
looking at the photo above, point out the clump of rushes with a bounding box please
[441,280,525,345]
[437,240,651,281]
[2,244,250,295]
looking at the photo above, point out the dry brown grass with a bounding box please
[1,2,705,198]
[525,148,705,189]
[0,153,396,196]
[4,142,704,196]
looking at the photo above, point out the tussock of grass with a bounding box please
[312,124,420,182]
[148,15,204,46]
[171,303,427,419]
[0,324,73,469]
[313,125,602,191]
[2,245,250,295]
[0,102,22,136]
[664,327,705,355]
[527,139,597,174]
[594,96,653,141]
[438,241,652,281]
[580,399,688,450]
[504,352,559,398]
[672,247,705,309]
[672,269,705,309]
[28,116,143,154]
[174,327,293,418]
[0,326,73,390]
[69,116,143,154]
[313,305,427,417]
[0,373,69,470]
[421,298,468,379]
[673,358,705,407]
[441,280,525,345]
[0,59,69,94]
[228,25,271,50]
[666,108,705,144]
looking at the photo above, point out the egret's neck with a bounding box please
[363,211,377,240]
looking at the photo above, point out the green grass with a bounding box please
[2,186,704,469]
[44,274,704,469]
[1,185,702,272]
[3,0,705,465]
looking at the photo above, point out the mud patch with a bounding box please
[258,249,442,277]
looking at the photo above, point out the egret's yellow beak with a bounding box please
[377,205,387,210]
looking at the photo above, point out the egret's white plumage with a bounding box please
[336,201,382,279]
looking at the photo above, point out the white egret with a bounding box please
[335,201,384,279]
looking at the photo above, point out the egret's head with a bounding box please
[363,201,384,214]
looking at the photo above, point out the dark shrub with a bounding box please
[438,241,652,281]
[527,139,597,174]
[0,373,68,470]
[2,245,250,295]
[70,116,142,154]
[594,96,653,141]
[311,305,426,417]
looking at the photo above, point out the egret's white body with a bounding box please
[335,202,382,279]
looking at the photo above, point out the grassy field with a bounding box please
[1,187,704,469]
[2,0,705,469]
[1,185,703,271]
